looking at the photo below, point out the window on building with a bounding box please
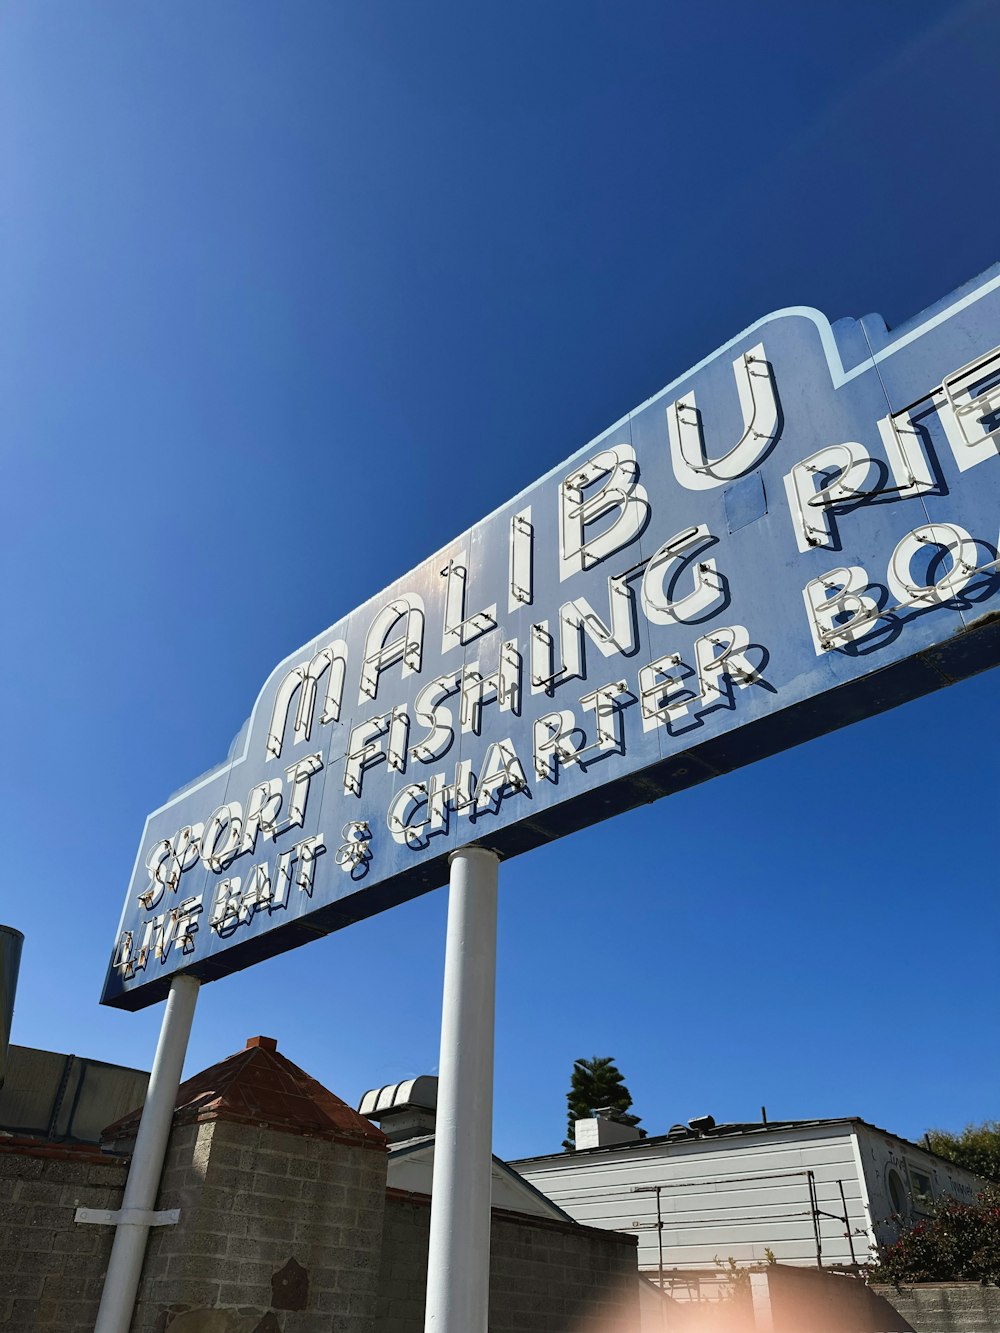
[887,1167,908,1217]
[907,1165,935,1214]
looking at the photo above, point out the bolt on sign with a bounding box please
[104,266,1000,1009]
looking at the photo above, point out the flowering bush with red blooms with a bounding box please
[868,1185,1000,1284]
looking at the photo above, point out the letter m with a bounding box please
[266,641,348,760]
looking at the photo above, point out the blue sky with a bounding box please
[2,0,999,1160]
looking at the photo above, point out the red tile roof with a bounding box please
[102,1037,386,1152]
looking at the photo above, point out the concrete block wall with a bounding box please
[0,1137,128,1333]
[376,1188,640,1333]
[132,1118,388,1333]
[872,1282,1000,1333]
[3,1078,641,1333]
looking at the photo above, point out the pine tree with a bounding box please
[563,1055,640,1150]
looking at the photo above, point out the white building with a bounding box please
[358,1075,574,1220]
[508,1112,988,1294]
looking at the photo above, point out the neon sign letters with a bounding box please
[104,266,1000,1008]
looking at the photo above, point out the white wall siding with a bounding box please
[511,1124,871,1274]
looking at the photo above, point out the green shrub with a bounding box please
[926,1122,1000,1184]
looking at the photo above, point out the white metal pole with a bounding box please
[423,846,499,1333]
[95,973,200,1333]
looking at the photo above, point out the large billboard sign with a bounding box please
[103,266,1000,1009]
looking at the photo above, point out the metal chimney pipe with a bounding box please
[0,925,24,1090]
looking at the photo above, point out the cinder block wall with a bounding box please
[132,1118,388,1333]
[376,1188,640,1333]
[2,1114,640,1333]
[0,1138,128,1333]
[872,1282,1000,1333]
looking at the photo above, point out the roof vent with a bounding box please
[358,1076,438,1143]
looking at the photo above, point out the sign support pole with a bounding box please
[94,973,200,1333]
[423,846,500,1333]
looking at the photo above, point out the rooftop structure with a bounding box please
[509,1110,991,1295]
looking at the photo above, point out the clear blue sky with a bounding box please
[3,0,998,1160]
